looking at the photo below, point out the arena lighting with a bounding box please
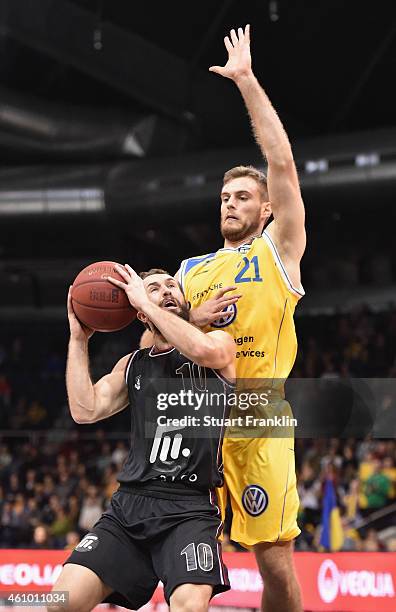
[0,188,104,215]
[305,159,329,173]
[356,152,380,167]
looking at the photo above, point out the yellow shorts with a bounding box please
[217,437,300,548]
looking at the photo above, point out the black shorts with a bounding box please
[65,485,230,609]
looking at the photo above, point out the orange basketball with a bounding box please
[71,261,136,332]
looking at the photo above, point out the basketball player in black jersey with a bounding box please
[49,267,235,612]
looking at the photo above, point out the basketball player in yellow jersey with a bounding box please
[178,25,306,612]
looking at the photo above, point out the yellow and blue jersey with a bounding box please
[180,230,304,384]
[180,229,304,544]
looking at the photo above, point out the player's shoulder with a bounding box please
[180,250,218,270]
[178,250,218,288]
[124,348,145,382]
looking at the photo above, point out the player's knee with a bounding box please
[170,600,209,612]
[258,561,295,600]
[47,584,89,612]
[47,600,83,612]
[170,584,211,612]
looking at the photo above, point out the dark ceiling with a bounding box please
[0,0,395,309]
[1,0,395,158]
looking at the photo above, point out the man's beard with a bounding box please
[150,301,190,337]
[221,214,262,242]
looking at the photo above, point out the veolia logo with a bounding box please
[317,558,395,603]
[317,559,339,603]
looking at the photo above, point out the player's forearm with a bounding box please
[235,72,294,166]
[66,338,96,423]
[141,302,217,364]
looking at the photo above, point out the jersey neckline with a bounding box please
[148,346,176,357]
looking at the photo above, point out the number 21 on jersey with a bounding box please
[235,255,262,283]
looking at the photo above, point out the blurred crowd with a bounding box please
[0,434,128,550]
[0,306,395,551]
[294,306,396,378]
[1,435,395,552]
[295,438,396,552]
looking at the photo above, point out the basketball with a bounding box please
[71,261,136,332]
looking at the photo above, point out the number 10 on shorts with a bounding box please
[181,542,214,572]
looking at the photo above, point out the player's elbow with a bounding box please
[69,403,97,424]
[268,153,295,171]
[195,341,232,370]
[70,411,91,425]
[70,411,86,424]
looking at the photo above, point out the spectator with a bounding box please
[111,441,128,468]
[298,462,321,527]
[103,465,119,501]
[78,486,103,532]
[361,528,383,552]
[343,478,360,522]
[0,373,11,407]
[361,459,391,512]
[64,531,80,550]
[50,505,74,540]
[32,524,52,549]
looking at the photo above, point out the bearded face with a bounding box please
[220,177,270,244]
[139,274,190,336]
[221,205,264,242]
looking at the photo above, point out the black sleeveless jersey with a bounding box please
[117,346,234,493]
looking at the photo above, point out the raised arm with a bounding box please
[108,265,236,371]
[66,288,130,424]
[210,25,306,276]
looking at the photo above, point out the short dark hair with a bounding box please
[223,165,268,200]
[140,268,184,295]
[139,268,170,280]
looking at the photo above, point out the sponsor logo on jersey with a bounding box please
[236,349,266,358]
[149,423,198,482]
[211,303,237,328]
[242,485,268,516]
[192,283,223,302]
[75,534,99,552]
[135,375,141,390]
[150,424,191,465]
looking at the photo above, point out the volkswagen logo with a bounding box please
[211,303,237,328]
[242,485,268,516]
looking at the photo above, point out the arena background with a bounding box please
[0,1,396,610]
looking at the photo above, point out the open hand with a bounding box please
[209,25,252,83]
[189,286,242,328]
[107,264,148,311]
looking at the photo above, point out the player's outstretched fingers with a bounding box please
[124,264,138,278]
[106,275,125,289]
[224,35,233,52]
[114,264,130,281]
[238,27,244,40]
[214,286,238,300]
[219,296,241,308]
[230,28,238,46]
[245,23,250,39]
